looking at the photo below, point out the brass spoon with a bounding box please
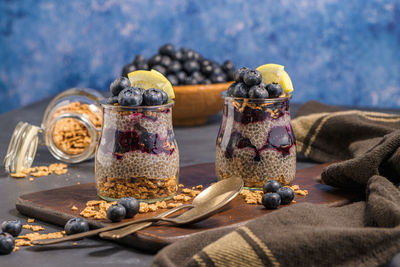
[32,176,243,245]
[100,176,243,240]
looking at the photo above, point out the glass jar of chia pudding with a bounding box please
[216,93,296,189]
[95,100,179,202]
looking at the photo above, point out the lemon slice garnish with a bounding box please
[256,63,294,94]
[127,70,175,99]
[280,70,293,94]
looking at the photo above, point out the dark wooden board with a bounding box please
[16,162,359,252]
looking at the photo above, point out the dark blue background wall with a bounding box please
[1,0,400,113]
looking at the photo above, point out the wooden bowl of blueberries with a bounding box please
[121,44,235,126]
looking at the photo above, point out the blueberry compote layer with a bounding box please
[95,105,179,202]
[216,97,296,188]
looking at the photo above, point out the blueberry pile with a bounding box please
[107,77,168,106]
[121,44,236,85]
[261,180,295,209]
[227,67,283,98]
[107,197,140,222]
[0,219,22,254]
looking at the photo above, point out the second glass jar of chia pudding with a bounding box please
[216,93,296,189]
[95,101,179,202]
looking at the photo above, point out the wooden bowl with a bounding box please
[172,82,232,126]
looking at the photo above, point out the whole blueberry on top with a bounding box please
[182,49,197,61]
[133,54,146,66]
[110,76,131,96]
[159,43,175,57]
[118,87,143,106]
[160,56,172,68]
[234,67,251,83]
[122,64,137,77]
[107,204,126,222]
[200,59,212,68]
[1,219,22,237]
[173,49,184,61]
[201,64,213,76]
[222,60,235,72]
[135,62,149,70]
[64,217,89,235]
[106,96,119,105]
[0,232,14,255]
[266,83,283,98]
[160,90,169,104]
[248,85,269,98]
[262,193,281,209]
[263,180,282,193]
[117,197,140,218]
[183,60,200,74]
[243,69,262,86]
[276,187,295,204]
[231,82,249,98]
[227,82,237,96]
[143,88,165,106]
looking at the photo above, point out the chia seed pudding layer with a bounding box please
[216,97,296,188]
[95,104,179,202]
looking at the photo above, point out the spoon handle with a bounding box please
[32,204,194,245]
[99,203,194,239]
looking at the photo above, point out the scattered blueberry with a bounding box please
[1,220,22,237]
[248,85,269,98]
[151,65,167,75]
[266,83,283,98]
[231,82,249,98]
[121,64,137,77]
[183,60,200,74]
[168,61,182,74]
[277,187,295,204]
[107,204,126,222]
[106,96,119,105]
[158,43,175,57]
[133,54,146,66]
[64,217,90,235]
[117,197,140,218]
[167,74,179,86]
[262,193,281,209]
[243,69,262,86]
[234,67,250,82]
[263,180,282,193]
[0,232,14,255]
[160,55,172,68]
[143,88,164,106]
[118,87,143,106]
[110,77,131,96]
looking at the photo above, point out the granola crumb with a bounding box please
[178,184,184,188]
[22,224,45,232]
[73,242,77,246]
[29,178,34,182]
[27,218,35,223]
[167,202,183,209]
[71,205,78,211]
[10,163,68,179]
[10,172,27,178]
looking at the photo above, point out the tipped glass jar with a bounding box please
[4,88,103,174]
[95,101,179,202]
[216,93,296,189]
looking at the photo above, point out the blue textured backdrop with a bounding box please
[1,0,400,113]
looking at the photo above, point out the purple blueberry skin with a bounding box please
[248,85,269,98]
[106,96,119,105]
[107,204,126,222]
[234,67,251,83]
[277,187,295,204]
[118,87,143,106]
[110,77,131,96]
[1,220,22,237]
[266,83,283,98]
[143,88,164,106]
[231,82,249,98]
[243,70,262,86]
[64,217,89,235]
[263,180,282,193]
[117,197,140,218]
[0,232,14,255]
[262,193,281,209]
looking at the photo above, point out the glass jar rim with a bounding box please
[101,99,175,111]
[221,91,292,103]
